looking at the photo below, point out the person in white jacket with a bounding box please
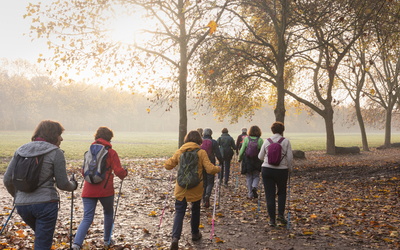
[258,122,293,227]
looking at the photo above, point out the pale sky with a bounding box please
[0,0,52,63]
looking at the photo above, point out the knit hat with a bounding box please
[203,128,212,136]
[241,127,247,133]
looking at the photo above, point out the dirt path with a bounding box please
[0,148,399,249]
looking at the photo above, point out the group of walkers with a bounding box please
[166,123,293,249]
[2,120,293,250]
[3,120,127,250]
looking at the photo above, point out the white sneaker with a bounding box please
[71,243,81,250]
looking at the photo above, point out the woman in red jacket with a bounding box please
[72,127,127,250]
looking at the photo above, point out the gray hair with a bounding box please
[241,127,247,133]
[203,128,212,136]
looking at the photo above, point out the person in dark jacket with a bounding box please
[236,127,248,155]
[238,125,263,199]
[72,127,128,250]
[217,128,236,186]
[4,120,77,250]
[202,128,223,208]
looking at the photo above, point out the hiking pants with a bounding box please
[203,172,215,199]
[172,198,201,239]
[219,156,232,183]
[73,195,114,247]
[246,170,260,198]
[16,201,58,250]
[262,167,288,222]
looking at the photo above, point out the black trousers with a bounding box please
[262,167,288,222]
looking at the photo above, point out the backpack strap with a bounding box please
[267,138,273,144]
[278,137,285,144]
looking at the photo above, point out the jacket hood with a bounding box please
[16,141,59,157]
[93,138,113,148]
[179,142,200,152]
[203,135,213,140]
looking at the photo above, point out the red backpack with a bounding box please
[267,137,285,166]
[201,139,213,156]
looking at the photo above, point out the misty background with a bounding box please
[1,59,397,136]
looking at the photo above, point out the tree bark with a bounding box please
[324,107,336,155]
[178,0,187,147]
[355,96,369,151]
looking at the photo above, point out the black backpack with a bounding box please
[12,154,48,193]
[177,149,202,189]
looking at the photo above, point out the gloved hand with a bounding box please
[70,175,78,190]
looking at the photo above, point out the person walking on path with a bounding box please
[258,122,293,227]
[3,120,78,250]
[72,127,128,250]
[238,125,263,199]
[197,128,203,138]
[202,128,224,208]
[217,128,236,186]
[164,130,221,250]
[236,127,248,155]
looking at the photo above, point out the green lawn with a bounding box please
[1,131,399,172]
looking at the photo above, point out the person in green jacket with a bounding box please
[238,125,264,198]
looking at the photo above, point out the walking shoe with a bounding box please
[252,187,258,199]
[71,244,81,250]
[192,232,202,241]
[268,220,276,227]
[277,215,288,225]
[170,237,179,250]
[204,195,210,208]
[104,239,115,249]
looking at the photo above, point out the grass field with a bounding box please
[1,131,400,172]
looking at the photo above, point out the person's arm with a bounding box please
[231,137,236,150]
[109,150,127,180]
[239,137,249,161]
[258,139,268,161]
[213,140,224,165]
[165,150,180,170]
[53,150,78,191]
[286,141,293,171]
[3,154,17,197]
[200,150,221,175]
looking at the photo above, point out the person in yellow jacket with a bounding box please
[165,130,221,250]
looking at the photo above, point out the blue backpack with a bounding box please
[82,143,111,187]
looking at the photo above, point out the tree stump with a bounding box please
[293,150,305,159]
[335,146,360,154]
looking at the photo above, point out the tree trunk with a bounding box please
[274,62,286,123]
[384,105,392,147]
[178,0,187,148]
[355,97,369,151]
[324,107,336,155]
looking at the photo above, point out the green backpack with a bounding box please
[177,149,202,189]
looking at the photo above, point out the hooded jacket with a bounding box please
[217,133,236,159]
[164,142,220,202]
[3,141,77,205]
[81,138,127,198]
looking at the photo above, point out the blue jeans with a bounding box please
[16,201,59,250]
[73,195,114,247]
[262,167,288,222]
[246,170,260,198]
[172,198,201,239]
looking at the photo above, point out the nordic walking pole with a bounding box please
[287,173,291,230]
[70,174,75,250]
[211,173,219,240]
[257,177,263,218]
[0,205,15,235]
[159,168,174,228]
[218,165,221,209]
[109,179,124,246]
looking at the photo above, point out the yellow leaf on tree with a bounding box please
[206,20,217,35]
[370,89,375,95]
[147,108,150,113]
